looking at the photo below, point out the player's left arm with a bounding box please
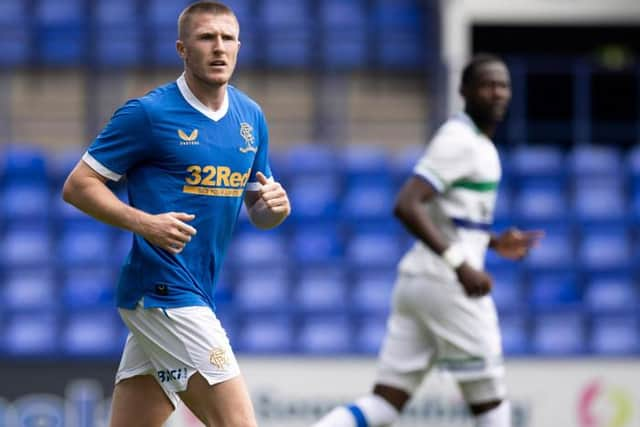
[244,171,291,230]
[489,227,544,260]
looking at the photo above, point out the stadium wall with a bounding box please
[1,358,638,427]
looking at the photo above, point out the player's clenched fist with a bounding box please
[138,211,197,254]
[256,171,291,216]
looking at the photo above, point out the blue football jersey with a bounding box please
[84,74,272,310]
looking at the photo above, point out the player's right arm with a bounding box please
[62,161,196,255]
[393,177,492,297]
[62,162,195,255]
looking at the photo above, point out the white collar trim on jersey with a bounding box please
[177,73,229,122]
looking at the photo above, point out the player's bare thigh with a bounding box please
[179,373,257,427]
[109,375,174,427]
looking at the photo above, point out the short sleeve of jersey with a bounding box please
[84,99,151,181]
[245,112,273,191]
[413,125,473,192]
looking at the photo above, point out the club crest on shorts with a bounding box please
[239,122,257,153]
[209,348,228,369]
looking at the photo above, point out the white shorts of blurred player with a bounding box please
[116,303,240,409]
[375,272,506,404]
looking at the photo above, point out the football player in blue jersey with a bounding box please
[62,2,290,426]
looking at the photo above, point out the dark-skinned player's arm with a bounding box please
[244,171,291,230]
[393,176,492,297]
[62,160,196,255]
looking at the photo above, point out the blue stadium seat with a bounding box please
[573,177,627,224]
[265,31,312,68]
[512,179,568,223]
[569,145,622,177]
[391,144,424,183]
[341,182,395,223]
[294,267,347,313]
[353,316,387,354]
[529,271,581,309]
[35,0,87,64]
[1,183,51,224]
[532,310,585,355]
[374,0,423,30]
[260,0,311,29]
[48,147,83,185]
[62,310,122,356]
[341,145,392,182]
[1,226,52,268]
[351,270,395,314]
[499,314,529,355]
[524,229,575,272]
[94,0,138,26]
[287,174,340,222]
[226,230,288,269]
[62,266,116,309]
[378,32,425,68]
[234,268,289,313]
[0,27,30,66]
[589,315,639,355]
[3,268,56,311]
[297,315,352,354]
[584,273,636,313]
[509,145,565,180]
[37,26,86,65]
[321,0,367,31]
[290,224,343,265]
[374,1,425,67]
[146,0,191,26]
[224,0,253,25]
[57,224,113,267]
[1,145,48,184]
[0,0,27,26]
[578,228,632,272]
[150,29,182,67]
[35,0,84,25]
[236,315,293,353]
[321,34,367,69]
[490,267,525,313]
[345,231,402,269]
[284,144,338,175]
[96,27,142,67]
[4,312,58,355]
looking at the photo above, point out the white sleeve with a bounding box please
[413,125,473,192]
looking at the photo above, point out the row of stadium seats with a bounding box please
[0,0,430,68]
[0,142,639,357]
[3,142,640,186]
[1,252,638,314]
[2,308,638,356]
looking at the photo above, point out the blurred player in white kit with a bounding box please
[312,54,543,427]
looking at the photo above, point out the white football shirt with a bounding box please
[398,112,501,277]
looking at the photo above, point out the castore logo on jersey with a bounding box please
[178,128,200,145]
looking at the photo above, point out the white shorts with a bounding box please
[115,303,240,408]
[375,272,505,398]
